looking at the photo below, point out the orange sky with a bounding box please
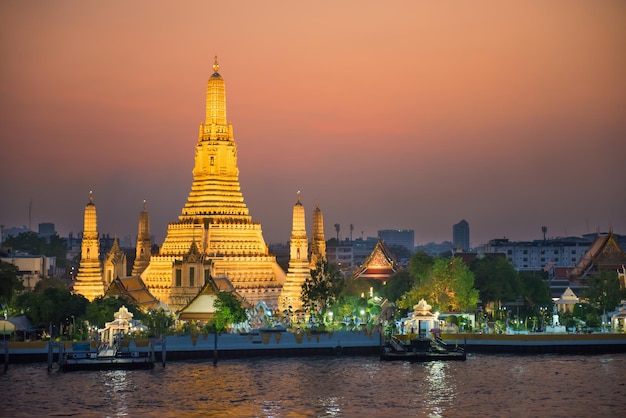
[1,1,625,247]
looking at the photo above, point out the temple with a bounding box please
[103,237,126,286]
[352,240,397,281]
[140,57,286,311]
[131,201,152,276]
[309,203,327,267]
[73,192,105,301]
[280,192,310,313]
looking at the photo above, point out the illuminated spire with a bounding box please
[205,56,227,127]
[281,192,310,312]
[142,59,286,310]
[132,200,152,276]
[310,203,326,266]
[74,191,104,301]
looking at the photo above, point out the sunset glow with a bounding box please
[1,1,624,247]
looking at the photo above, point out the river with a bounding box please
[1,353,624,417]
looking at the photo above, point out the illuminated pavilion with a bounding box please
[140,58,286,311]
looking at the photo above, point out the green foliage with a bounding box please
[583,270,625,313]
[147,308,174,337]
[33,277,67,292]
[210,291,247,334]
[3,231,68,267]
[332,295,361,321]
[15,286,88,331]
[301,261,344,319]
[341,277,381,299]
[399,257,478,312]
[380,269,417,303]
[409,252,435,284]
[518,271,552,309]
[0,261,23,306]
[470,256,520,307]
[85,296,144,328]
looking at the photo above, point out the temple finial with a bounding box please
[213,56,219,73]
[297,190,301,203]
[89,190,93,203]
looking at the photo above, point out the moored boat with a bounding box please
[381,335,466,362]
[59,342,155,372]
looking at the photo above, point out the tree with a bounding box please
[399,257,478,312]
[147,308,174,337]
[380,270,417,304]
[583,270,626,314]
[341,276,381,299]
[301,261,344,320]
[471,256,520,309]
[208,291,248,366]
[408,252,434,284]
[518,271,552,310]
[85,296,144,329]
[210,291,247,334]
[21,286,88,335]
[0,261,23,307]
[2,232,68,267]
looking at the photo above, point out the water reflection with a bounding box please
[2,355,625,417]
[102,370,132,417]
[318,396,342,417]
[424,362,456,418]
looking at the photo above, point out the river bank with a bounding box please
[2,329,382,365]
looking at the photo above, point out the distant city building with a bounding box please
[476,236,594,272]
[38,223,56,241]
[325,236,379,274]
[415,241,455,257]
[377,229,414,253]
[0,254,57,290]
[326,239,354,271]
[452,220,470,251]
[1,225,30,242]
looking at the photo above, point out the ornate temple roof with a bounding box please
[178,274,251,321]
[568,231,626,279]
[105,276,160,311]
[352,240,397,281]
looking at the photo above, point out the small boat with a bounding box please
[381,335,466,362]
[60,342,155,372]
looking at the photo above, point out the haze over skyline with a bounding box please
[1,1,625,248]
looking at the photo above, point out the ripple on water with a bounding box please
[1,354,625,417]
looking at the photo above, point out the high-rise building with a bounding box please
[377,229,414,253]
[73,192,104,301]
[452,220,470,251]
[38,223,56,241]
[140,58,285,311]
